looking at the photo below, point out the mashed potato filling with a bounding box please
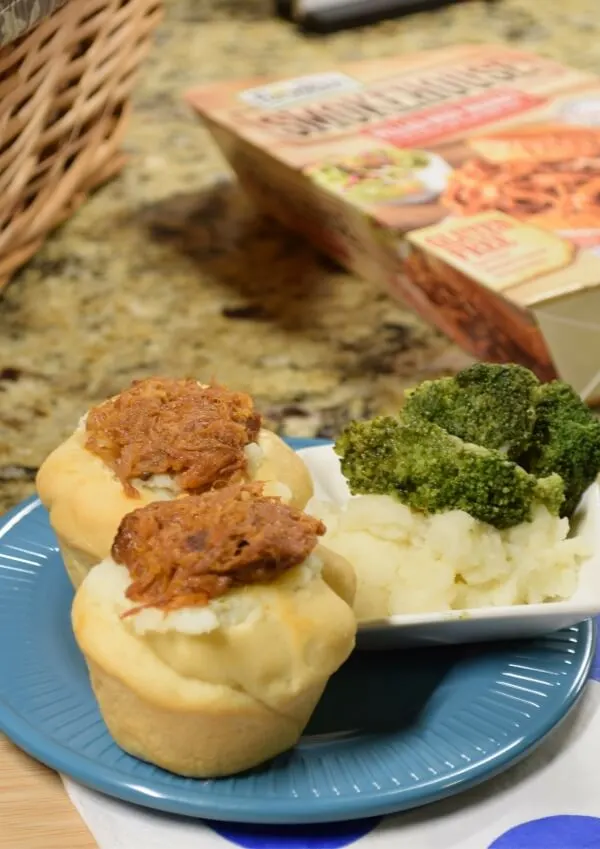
[86,553,324,636]
[311,495,590,621]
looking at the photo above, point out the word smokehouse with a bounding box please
[257,57,556,139]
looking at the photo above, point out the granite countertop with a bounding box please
[1,0,599,514]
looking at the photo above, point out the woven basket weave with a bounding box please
[0,0,163,290]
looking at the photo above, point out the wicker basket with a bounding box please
[0,0,163,290]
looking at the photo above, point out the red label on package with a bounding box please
[364,89,545,148]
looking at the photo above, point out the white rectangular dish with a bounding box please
[298,444,600,649]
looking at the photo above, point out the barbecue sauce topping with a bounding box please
[112,483,325,612]
[85,378,261,497]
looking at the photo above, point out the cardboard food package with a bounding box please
[187,45,600,402]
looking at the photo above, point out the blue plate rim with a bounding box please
[0,438,595,824]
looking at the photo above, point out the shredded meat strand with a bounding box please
[112,482,325,612]
[443,156,600,228]
[85,378,262,497]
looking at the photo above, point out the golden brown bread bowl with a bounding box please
[37,378,313,588]
[72,483,356,777]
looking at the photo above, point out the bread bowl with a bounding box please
[72,483,356,777]
[37,378,313,587]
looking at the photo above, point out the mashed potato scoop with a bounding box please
[300,443,600,648]
[301,364,600,648]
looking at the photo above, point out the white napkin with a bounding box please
[63,677,600,849]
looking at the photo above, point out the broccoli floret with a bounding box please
[535,472,567,517]
[335,415,563,530]
[518,381,600,517]
[403,363,539,459]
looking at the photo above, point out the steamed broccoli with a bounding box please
[518,381,600,517]
[338,364,599,528]
[335,415,564,530]
[403,363,539,458]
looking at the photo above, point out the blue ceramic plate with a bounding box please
[0,438,594,824]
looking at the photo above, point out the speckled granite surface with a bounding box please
[2,0,600,513]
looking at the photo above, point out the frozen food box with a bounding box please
[187,45,600,402]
